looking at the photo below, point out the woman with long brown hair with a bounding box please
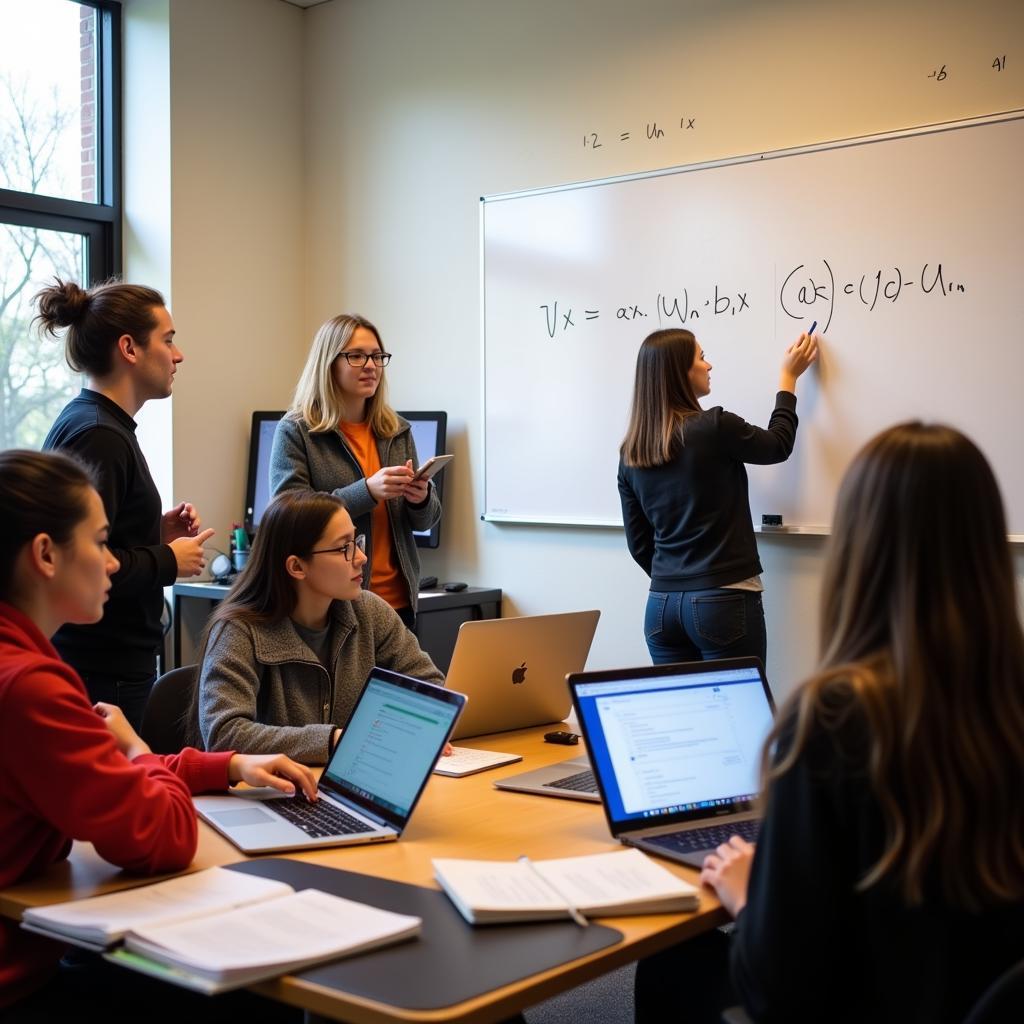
[640,422,1024,1022]
[270,314,441,629]
[618,328,817,668]
[190,489,444,764]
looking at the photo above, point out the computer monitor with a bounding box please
[244,411,286,533]
[397,410,447,550]
[244,410,448,549]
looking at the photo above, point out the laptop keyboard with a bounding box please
[645,818,760,854]
[272,797,371,838]
[544,769,598,794]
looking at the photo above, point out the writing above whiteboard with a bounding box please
[481,111,1024,535]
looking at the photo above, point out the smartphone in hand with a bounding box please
[412,454,454,482]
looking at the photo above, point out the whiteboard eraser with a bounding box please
[762,514,784,527]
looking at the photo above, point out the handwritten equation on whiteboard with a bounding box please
[537,260,966,338]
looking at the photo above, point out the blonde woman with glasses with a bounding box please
[190,490,444,765]
[271,315,441,629]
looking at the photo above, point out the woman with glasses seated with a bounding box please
[270,314,440,630]
[191,489,444,765]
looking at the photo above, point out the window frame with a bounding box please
[0,0,122,281]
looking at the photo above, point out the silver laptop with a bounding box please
[569,658,774,868]
[493,754,601,803]
[194,668,466,853]
[445,610,600,740]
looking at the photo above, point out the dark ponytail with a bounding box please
[33,277,165,377]
[0,449,97,600]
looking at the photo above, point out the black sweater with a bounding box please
[617,392,798,591]
[43,390,177,677]
[732,699,1024,1023]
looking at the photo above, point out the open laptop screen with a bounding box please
[322,671,462,826]
[573,663,773,825]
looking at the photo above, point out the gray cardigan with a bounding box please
[198,591,445,764]
[270,414,441,614]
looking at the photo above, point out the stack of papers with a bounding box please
[22,866,421,993]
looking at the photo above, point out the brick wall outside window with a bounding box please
[80,4,95,203]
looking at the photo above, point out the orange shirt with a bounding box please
[338,421,409,610]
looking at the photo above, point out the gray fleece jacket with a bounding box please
[269,415,441,614]
[198,591,444,764]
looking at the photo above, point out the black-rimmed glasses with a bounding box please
[337,351,392,368]
[309,534,366,562]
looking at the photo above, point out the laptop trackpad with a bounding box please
[210,807,277,827]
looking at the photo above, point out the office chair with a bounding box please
[140,664,198,754]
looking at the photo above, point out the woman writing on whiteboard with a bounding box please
[270,315,440,630]
[618,327,817,667]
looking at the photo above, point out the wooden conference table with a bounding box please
[0,726,728,1024]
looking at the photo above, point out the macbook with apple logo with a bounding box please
[444,610,600,740]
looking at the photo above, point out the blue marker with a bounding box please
[808,320,817,336]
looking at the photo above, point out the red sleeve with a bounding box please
[137,748,235,795]
[0,667,232,875]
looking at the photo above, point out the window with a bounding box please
[0,0,120,449]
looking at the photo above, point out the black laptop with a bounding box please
[569,658,774,868]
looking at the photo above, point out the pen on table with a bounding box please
[808,320,817,336]
[518,854,589,928]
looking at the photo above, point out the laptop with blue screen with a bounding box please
[194,668,466,853]
[569,658,774,868]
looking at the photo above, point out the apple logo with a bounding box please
[511,662,527,685]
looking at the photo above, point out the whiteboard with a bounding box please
[481,112,1024,535]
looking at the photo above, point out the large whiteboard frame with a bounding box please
[480,109,1024,536]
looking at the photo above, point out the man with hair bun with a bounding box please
[37,278,213,730]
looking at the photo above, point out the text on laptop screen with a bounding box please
[575,666,773,824]
[324,675,458,818]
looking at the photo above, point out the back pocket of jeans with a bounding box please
[644,592,669,639]
[692,593,747,647]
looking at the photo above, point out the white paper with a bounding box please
[22,867,292,943]
[533,850,696,908]
[125,889,421,976]
[433,849,697,918]
[432,746,523,777]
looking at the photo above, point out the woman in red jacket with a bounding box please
[0,449,315,1021]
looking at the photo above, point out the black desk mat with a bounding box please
[227,858,622,1010]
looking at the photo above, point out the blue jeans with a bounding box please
[644,588,767,668]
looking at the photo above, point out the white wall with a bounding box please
[123,0,172,506]
[124,0,307,550]
[124,0,1024,700]
[300,0,1024,700]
